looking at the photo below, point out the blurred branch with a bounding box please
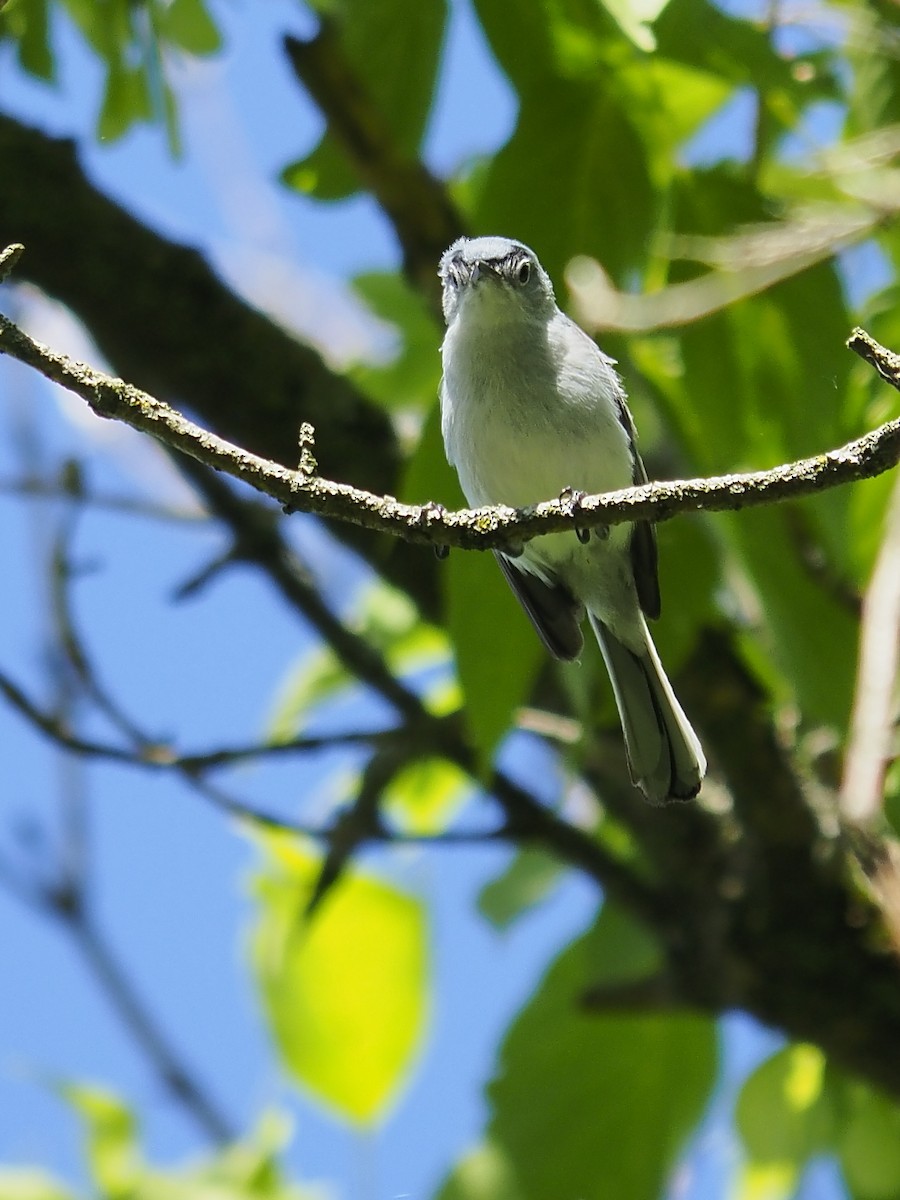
[841,335,900,824]
[0,113,413,588]
[283,23,464,312]
[0,665,400,768]
[841,476,900,823]
[2,289,900,550]
[0,489,237,1146]
[171,461,661,920]
[0,473,209,523]
[784,506,862,618]
[67,912,236,1144]
[171,453,429,723]
[569,207,881,333]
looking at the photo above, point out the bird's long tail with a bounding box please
[589,614,706,804]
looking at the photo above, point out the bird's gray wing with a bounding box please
[612,389,660,621]
[494,552,584,661]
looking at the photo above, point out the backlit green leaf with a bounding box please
[837,1080,900,1200]
[383,756,471,834]
[446,548,544,771]
[601,0,671,52]
[251,835,429,1124]
[736,1044,833,1167]
[0,1171,75,1200]
[436,1143,524,1200]
[159,0,222,56]
[9,0,54,79]
[57,1082,141,1197]
[350,272,442,413]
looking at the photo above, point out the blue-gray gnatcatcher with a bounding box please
[438,236,706,803]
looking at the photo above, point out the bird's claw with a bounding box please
[559,486,604,543]
[417,501,449,559]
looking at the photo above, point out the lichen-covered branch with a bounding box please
[2,281,899,551]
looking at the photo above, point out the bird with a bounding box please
[438,235,705,804]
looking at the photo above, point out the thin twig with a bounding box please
[0,474,209,523]
[67,914,236,1143]
[0,665,402,769]
[172,453,429,723]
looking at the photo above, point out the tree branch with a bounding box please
[2,288,899,551]
[0,116,427,604]
[839,327,900,824]
[283,23,463,311]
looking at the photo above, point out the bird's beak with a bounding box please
[446,257,499,287]
[470,260,500,285]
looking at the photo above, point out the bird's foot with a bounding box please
[417,501,449,558]
[559,486,606,543]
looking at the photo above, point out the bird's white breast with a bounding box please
[440,306,633,511]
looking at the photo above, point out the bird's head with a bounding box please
[438,236,556,327]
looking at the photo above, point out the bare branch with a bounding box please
[569,208,878,333]
[66,914,236,1144]
[849,326,900,391]
[0,241,23,280]
[2,293,900,552]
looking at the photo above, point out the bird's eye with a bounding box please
[516,260,531,285]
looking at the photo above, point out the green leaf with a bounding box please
[283,0,447,201]
[736,1044,833,1168]
[583,898,664,987]
[159,0,222,56]
[651,512,719,667]
[268,643,354,741]
[611,59,734,183]
[57,1082,141,1197]
[401,398,463,511]
[473,0,620,92]
[281,138,360,203]
[251,834,429,1124]
[62,0,131,60]
[8,0,55,80]
[728,505,858,727]
[446,547,544,771]
[638,241,859,727]
[436,1143,524,1200]
[97,62,153,143]
[350,272,442,413]
[383,756,471,834]
[654,0,814,95]
[837,1080,900,1200]
[487,909,715,1200]
[477,848,562,930]
[0,1171,75,1200]
[732,1162,800,1200]
[268,575,457,740]
[476,77,655,284]
[601,0,672,52]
